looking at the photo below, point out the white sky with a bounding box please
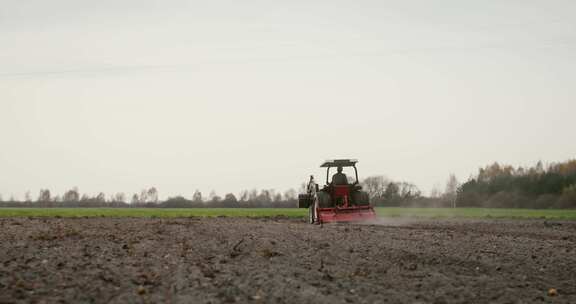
[1,0,575,200]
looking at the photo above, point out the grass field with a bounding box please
[0,208,305,218]
[0,207,575,220]
[380,207,576,220]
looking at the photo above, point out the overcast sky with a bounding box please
[1,0,575,200]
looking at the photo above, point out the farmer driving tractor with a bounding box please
[298,159,375,224]
[331,166,348,185]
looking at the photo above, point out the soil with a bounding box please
[0,216,575,303]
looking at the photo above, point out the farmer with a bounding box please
[307,175,317,195]
[331,166,348,185]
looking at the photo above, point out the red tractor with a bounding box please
[299,159,376,224]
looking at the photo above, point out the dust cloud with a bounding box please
[357,217,421,227]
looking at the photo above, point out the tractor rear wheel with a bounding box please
[352,191,370,206]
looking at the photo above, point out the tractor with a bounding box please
[298,159,376,224]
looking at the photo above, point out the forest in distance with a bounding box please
[1,159,575,209]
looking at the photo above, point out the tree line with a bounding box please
[0,187,298,208]
[456,159,576,209]
[359,159,576,209]
[359,174,459,208]
[0,180,434,208]
[1,159,575,209]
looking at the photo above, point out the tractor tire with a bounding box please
[353,191,370,206]
[317,191,332,208]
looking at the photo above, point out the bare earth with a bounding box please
[0,217,575,304]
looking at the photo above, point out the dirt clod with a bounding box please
[260,248,281,258]
[137,285,146,295]
[548,288,558,297]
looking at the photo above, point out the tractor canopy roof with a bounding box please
[320,159,358,168]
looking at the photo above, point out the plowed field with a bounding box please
[1,217,574,303]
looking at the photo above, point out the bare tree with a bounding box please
[131,194,140,204]
[239,190,249,202]
[210,193,222,204]
[63,187,80,202]
[139,189,149,203]
[398,182,421,199]
[362,175,390,199]
[37,189,51,202]
[273,192,283,202]
[95,192,106,203]
[248,189,258,201]
[430,183,442,198]
[147,187,159,204]
[383,182,400,204]
[222,193,238,207]
[257,190,272,205]
[114,192,126,203]
[192,190,203,203]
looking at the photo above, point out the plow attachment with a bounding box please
[317,205,376,223]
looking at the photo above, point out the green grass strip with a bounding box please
[376,207,576,220]
[0,207,574,220]
[0,208,306,218]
